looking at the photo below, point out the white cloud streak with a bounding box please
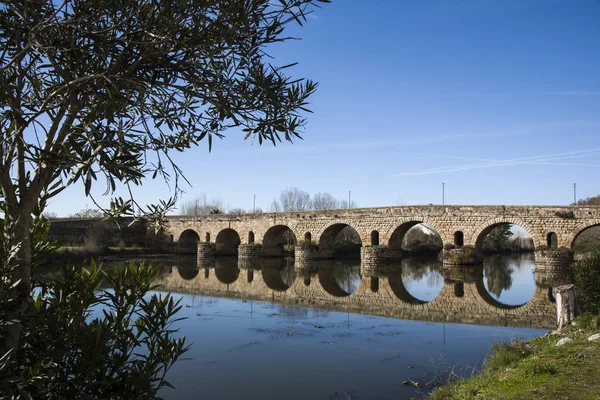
[393,149,600,176]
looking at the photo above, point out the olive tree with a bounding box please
[0,0,326,366]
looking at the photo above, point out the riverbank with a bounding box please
[41,246,175,266]
[428,314,600,399]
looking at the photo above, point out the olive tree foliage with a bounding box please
[0,0,327,387]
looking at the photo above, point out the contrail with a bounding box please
[393,149,600,176]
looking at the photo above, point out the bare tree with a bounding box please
[313,192,339,210]
[179,194,226,215]
[228,208,246,215]
[271,187,312,211]
[338,199,357,209]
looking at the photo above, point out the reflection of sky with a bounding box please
[483,253,536,305]
[159,291,547,400]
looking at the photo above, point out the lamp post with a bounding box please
[253,194,256,213]
[573,183,577,205]
[442,183,445,205]
[348,191,351,208]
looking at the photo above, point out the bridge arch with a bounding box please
[317,222,363,258]
[262,225,297,257]
[384,219,446,251]
[178,229,200,254]
[546,232,558,249]
[470,217,539,251]
[215,228,241,256]
[566,219,600,250]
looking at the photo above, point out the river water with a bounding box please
[151,253,555,399]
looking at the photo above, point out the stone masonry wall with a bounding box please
[165,205,600,252]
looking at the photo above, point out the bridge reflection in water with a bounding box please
[154,256,568,330]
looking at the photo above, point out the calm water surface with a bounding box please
[155,253,551,400]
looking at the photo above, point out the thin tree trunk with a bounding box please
[0,211,32,361]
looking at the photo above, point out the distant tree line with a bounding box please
[575,195,600,206]
[177,187,356,215]
[270,187,357,212]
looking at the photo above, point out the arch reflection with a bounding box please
[153,255,560,329]
[482,253,535,306]
[318,260,361,297]
[262,258,297,291]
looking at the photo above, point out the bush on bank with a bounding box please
[571,252,600,314]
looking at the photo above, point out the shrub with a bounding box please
[1,261,188,398]
[485,340,532,371]
[555,210,576,219]
[570,252,600,314]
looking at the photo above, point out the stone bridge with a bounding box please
[153,257,560,329]
[163,205,600,268]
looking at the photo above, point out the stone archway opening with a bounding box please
[178,229,200,254]
[388,222,442,256]
[263,225,297,257]
[454,231,464,247]
[476,223,534,254]
[248,231,255,244]
[370,230,380,246]
[319,223,362,259]
[304,232,312,242]
[215,228,241,256]
[370,276,379,293]
[546,232,558,249]
[571,224,600,254]
[476,223,536,306]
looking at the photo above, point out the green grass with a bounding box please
[428,318,600,400]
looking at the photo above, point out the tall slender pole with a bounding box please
[442,183,445,205]
[253,194,256,213]
[348,191,351,208]
[573,183,577,205]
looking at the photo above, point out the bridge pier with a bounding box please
[442,246,483,266]
[360,246,401,276]
[238,244,263,258]
[295,243,326,262]
[197,242,216,260]
[534,248,574,272]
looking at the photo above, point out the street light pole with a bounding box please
[573,183,577,205]
[253,194,256,213]
[442,183,445,205]
[348,191,351,208]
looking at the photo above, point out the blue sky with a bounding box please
[50,0,600,216]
